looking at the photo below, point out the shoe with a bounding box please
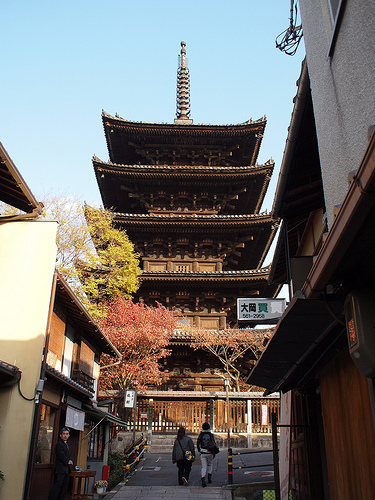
[201,478,207,487]
[182,477,188,485]
[208,474,212,484]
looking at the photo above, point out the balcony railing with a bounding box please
[72,369,95,393]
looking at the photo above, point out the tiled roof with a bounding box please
[93,156,274,173]
[45,364,93,397]
[143,266,270,276]
[0,359,21,386]
[102,110,266,129]
[113,212,274,221]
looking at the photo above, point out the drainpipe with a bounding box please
[284,221,293,301]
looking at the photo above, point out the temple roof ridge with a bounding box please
[113,211,276,221]
[101,109,267,128]
[93,156,275,170]
[142,265,271,276]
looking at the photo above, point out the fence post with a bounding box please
[271,412,281,500]
[228,447,233,484]
[247,398,252,448]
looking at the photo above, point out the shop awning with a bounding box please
[248,295,344,394]
[85,407,129,428]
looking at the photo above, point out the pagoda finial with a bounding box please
[174,41,193,124]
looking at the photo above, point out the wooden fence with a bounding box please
[133,396,279,435]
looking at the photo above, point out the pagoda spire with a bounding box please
[174,41,193,124]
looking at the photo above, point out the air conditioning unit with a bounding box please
[344,290,375,378]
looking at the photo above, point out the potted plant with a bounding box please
[94,479,108,494]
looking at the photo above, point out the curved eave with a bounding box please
[93,157,274,176]
[102,110,266,134]
[94,158,273,216]
[113,213,277,227]
[102,111,266,167]
[0,141,42,215]
[140,268,271,282]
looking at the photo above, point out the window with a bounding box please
[327,0,347,58]
[176,264,190,272]
[87,422,104,460]
[36,404,57,464]
[328,0,341,23]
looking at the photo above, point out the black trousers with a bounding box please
[176,459,192,485]
[48,472,70,500]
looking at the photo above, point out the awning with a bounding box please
[247,295,345,394]
[85,407,129,428]
[0,359,21,387]
[0,141,42,215]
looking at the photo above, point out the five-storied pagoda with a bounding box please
[93,42,280,391]
[94,41,280,324]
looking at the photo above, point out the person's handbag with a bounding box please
[178,440,195,462]
[210,445,220,455]
[184,450,195,462]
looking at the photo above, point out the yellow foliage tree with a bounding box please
[1,194,141,319]
[80,205,141,312]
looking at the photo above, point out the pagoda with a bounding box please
[94,42,280,337]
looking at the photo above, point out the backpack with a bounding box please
[201,432,214,450]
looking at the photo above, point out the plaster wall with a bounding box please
[0,220,57,500]
[298,0,375,228]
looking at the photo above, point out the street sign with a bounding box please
[237,298,286,323]
[124,390,136,408]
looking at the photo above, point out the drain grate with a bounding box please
[140,466,161,471]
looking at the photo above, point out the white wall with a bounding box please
[0,220,57,500]
[299,0,375,228]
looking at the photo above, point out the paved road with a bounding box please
[103,450,274,500]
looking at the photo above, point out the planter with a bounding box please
[96,487,105,494]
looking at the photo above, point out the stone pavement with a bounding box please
[101,450,274,500]
[106,485,230,500]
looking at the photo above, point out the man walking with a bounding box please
[197,422,218,487]
[48,427,73,500]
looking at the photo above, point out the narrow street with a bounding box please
[103,450,274,499]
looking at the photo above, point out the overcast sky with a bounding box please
[1,1,304,213]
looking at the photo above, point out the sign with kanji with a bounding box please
[237,298,286,323]
[124,390,136,408]
[261,404,269,426]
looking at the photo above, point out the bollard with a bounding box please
[228,447,233,484]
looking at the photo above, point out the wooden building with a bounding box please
[93,41,280,396]
[94,42,280,330]
[249,0,375,495]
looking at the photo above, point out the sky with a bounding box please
[1,1,305,213]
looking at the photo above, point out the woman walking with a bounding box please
[172,427,195,485]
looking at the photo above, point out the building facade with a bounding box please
[0,143,124,500]
[250,2,375,499]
